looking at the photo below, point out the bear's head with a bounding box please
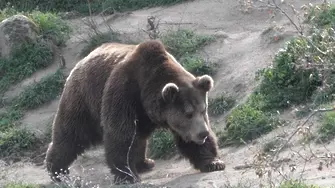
[161,74,214,145]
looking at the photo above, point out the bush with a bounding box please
[305,2,335,28]
[28,11,71,46]
[256,37,322,110]
[162,29,214,59]
[0,41,53,94]
[208,93,236,117]
[219,93,281,146]
[221,103,279,146]
[148,129,176,159]
[256,3,335,112]
[316,111,335,143]
[161,29,217,77]
[179,55,218,76]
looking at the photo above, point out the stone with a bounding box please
[0,14,39,57]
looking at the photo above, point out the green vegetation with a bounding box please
[316,111,335,143]
[255,2,335,111]
[3,182,39,188]
[305,3,335,28]
[216,2,335,147]
[161,29,214,59]
[0,7,71,46]
[221,99,280,146]
[217,93,281,146]
[255,37,322,110]
[27,11,71,46]
[179,55,218,77]
[0,42,53,94]
[278,180,320,188]
[80,31,121,57]
[12,69,65,110]
[0,70,65,158]
[208,93,236,117]
[0,0,190,15]
[0,128,39,158]
[148,129,176,159]
[161,29,217,77]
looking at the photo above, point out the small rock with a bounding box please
[214,31,229,39]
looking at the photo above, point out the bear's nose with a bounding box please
[197,131,209,140]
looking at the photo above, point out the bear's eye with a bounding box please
[186,112,193,119]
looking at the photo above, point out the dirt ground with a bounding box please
[1,0,335,187]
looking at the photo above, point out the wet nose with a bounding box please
[197,131,209,140]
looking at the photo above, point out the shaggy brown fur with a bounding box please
[45,40,225,184]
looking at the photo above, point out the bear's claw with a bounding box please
[136,158,155,173]
[200,159,226,172]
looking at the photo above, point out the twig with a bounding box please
[270,0,303,35]
[114,119,138,183]
[273,107,335,160]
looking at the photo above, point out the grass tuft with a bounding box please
[316,111,335,143]
[148,129,176,159]
[27,11,72,46]
[208,93,236,117]
[218,93,282,146]
[3,182,39,188]
[12,69,65,110]
[80,31,121,57]
[161,29,217,77]
[0,128,39,158]
[179,55,218,76]
[278,180,321,188]
[162,29,215,59]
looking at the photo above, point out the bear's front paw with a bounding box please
[136,158,155,173]
[200,159,226,172]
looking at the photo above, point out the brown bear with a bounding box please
[45,39,225,184]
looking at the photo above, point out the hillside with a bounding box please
[1,0,335,188]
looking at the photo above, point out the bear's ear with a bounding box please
[194,75,214,92]
[162,83,179,103]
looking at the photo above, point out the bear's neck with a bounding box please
[135,59,195,127]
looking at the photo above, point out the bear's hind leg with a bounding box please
[45,140,86,182]
[45,110,102,182]
[174,130,226,172]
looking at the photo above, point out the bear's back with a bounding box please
[63,42,138,121]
